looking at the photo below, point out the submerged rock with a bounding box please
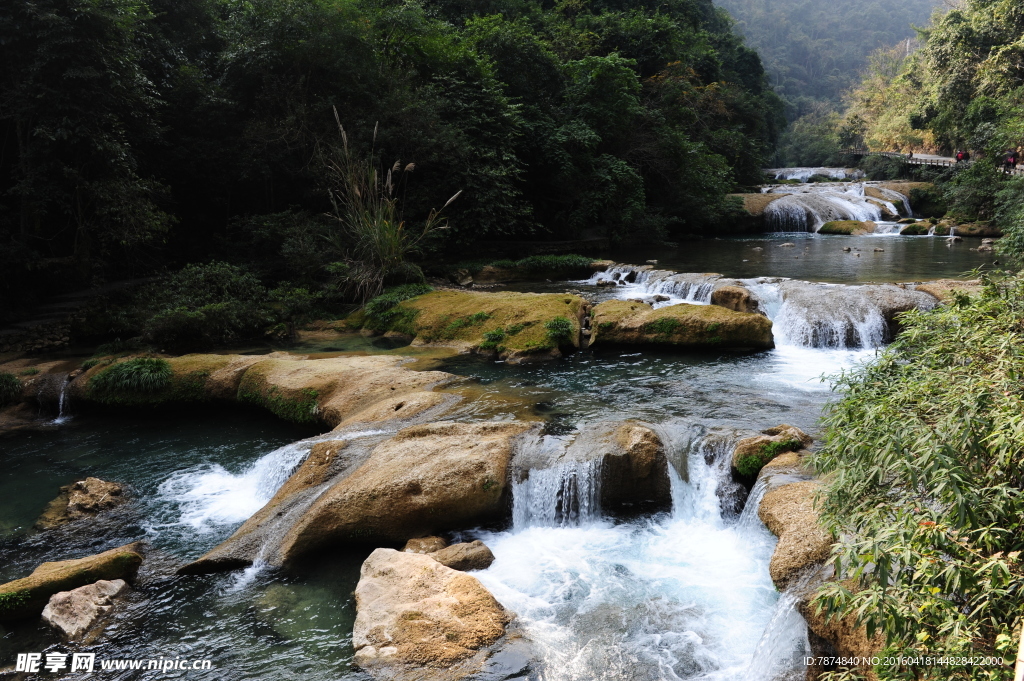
[590,300,774,351]
[35,478,127,530]
[353,548,511,674]
[42,579,128,641]
[429,541,496,572]
[758,481,832,590]
[0,543,143,622]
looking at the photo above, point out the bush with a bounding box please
[545,317,575,344]
[0,372,21,406]
[141,263,274,352]
[90,358,172,397]
[809,274,1024,669]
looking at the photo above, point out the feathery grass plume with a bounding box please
[323,109,461,302]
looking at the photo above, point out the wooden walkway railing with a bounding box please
[840,148,1024,175]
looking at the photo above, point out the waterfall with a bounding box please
[51,375,72,425]
[586,267,719,307]
[766,168,864,182]
[744,588,810,680]
[763,188,886,232]
[512,459,602,529]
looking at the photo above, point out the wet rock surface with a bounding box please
[0,542,143,622]
[352,549,512,676]
[35,478,127,530]
[429,541,496,572]
[758,481,832,589]
[41,578,128,641]
[590,299,774,351]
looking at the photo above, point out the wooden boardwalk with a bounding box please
[841,148,1024,175]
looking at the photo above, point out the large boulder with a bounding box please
[568,421,671,513]
[0,543,143,622]
[353,548,511,674]
[758,481,832,590]
[182,422,534,573]
[590,300,774,351]
[41,579,128,641]
[35,478,127,530]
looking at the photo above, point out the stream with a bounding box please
[0,175,993,680]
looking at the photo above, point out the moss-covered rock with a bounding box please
[731,425,812,478]
[899,222,931,235]
[590,300,773,351]
[366,290,586,363]
[0,543,143,622]
[818,220,875,235]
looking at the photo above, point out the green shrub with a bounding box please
[506,323,526,335]
[545,317,575,344]
[480,328,507,351]
[809,273,1024,667]
[19,367,39,376]
[0,372,21,406]
[90,358,172,398]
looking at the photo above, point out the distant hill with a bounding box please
[716,0,943,118]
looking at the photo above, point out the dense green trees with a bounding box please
[838,0,1024,252]
[0,0,784,325]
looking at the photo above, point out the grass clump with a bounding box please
[545,317,575,344]
[0,590,30,617]
[89,358,173,403]
[363,283,432,333]
[808,273,1024,668]
[736,439,800,478]
[0,372,21,407]
[19,367,40,376]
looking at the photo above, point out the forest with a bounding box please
[0,0,784,328]
[714,0,942,117]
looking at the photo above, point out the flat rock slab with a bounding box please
[42,579,127,640]
[759,481,832,590]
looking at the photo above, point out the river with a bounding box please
[0,177,991,680]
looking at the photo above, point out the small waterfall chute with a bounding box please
[765,168,864,182]
[512,459,603,529]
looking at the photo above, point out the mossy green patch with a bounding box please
[0,372,20,407]
[238,370,320,424]
[736,439,801,477]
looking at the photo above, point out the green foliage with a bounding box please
[0,590,31,615]
[363,284,433,332]
[1,0,785,328]
[139,263,274,352]
[717,0,941,117]
[994,177,1024,259]
[90,358,172,401]
[19,368,40,376]
[909,187,947,219]
[809,274,1024,675]
[440,312,492,339]
[0,372,21,407]
[545,317,575,345]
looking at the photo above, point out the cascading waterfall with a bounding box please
[512,459,602,529]
[586,267,719,307]
[766,168,864,182]
[477,426,806,681]
[764,186,886,232]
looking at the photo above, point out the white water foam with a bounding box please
[766,168,863,182]
[477,432,803,681]
[584,267,718,308]
[157,429,387,533]
[763,183,898,232]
